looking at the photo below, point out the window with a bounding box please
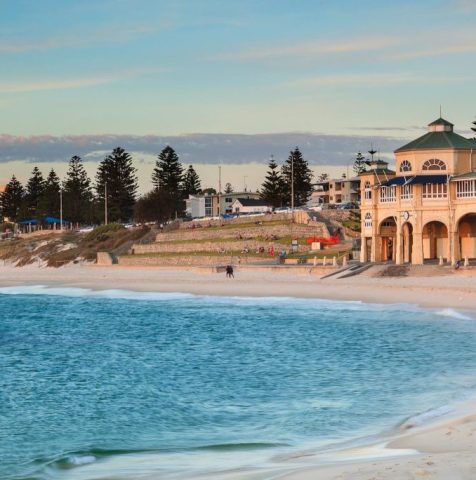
[379,186,396,203]
[422,159,446,171]
[400,160,412,172]
[205,197,213,216]
[225,197,233,203]
[364,181,372,200]
[400,184,413,200]
[422,183,447,199]
[364,212,372,228]
[456,180,476,198]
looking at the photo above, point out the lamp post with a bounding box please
[291,152,294,213]
[59,188,63,231]
[104,182,108,225]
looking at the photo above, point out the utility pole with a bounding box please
[243,176,248,192]
[104,182,108,225]
[218,166,222,217]
[60,188,63,231]
[291,152,294,212]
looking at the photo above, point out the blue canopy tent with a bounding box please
[18,216,71,225]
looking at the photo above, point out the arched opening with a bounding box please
[379,217,396,261]
[402,222,413,263]
[422,221,448,261]
[458,213,476,260]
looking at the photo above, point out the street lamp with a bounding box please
[59,188,63,231]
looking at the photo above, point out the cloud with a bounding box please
[210,35,400,61]
[348,125,426,132]
[0,77,114,94]
[0,67,162,93]
[0,132,405,167]
[451,0,476,11]
[0,24,159,53]
[390,43,476,61]
[282,72,475,89]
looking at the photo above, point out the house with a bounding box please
[231,198,272,214]
[360,117,476,265]
[186,191,261,218]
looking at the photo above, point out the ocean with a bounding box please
[1,286,475,479]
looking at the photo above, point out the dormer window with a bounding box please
[400,160,412,172]
[422,159,446,171]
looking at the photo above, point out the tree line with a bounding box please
[0,146,201,225]
[1,144,366,225]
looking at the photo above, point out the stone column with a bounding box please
[450,230,460,265]
[395,222,403,265]
[360,237,367,263]
[412,232,424,265]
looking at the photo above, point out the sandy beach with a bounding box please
[2,263,476,479]
[1,262,475,311]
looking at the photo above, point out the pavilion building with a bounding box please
[360,117,476,265]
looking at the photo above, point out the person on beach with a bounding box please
[225,265,234,278]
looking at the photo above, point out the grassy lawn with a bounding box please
[123,248,350,260]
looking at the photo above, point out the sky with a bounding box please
[1,0,476,191]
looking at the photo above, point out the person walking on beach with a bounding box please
[225,265,234,278]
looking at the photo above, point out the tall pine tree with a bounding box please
[471,118,476,139]
[182,165,201,197]
[152,146,183,192]
[281,147,313,207]
[152,146,184,217]
[260,156,283,208]
[96,147,138,223]
[25,166,46,219]
[63,156,93,224]
[1,175,25,222]
[41,169,61,217]
[353,152,367,175]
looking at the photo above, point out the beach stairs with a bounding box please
[320,262,373,280]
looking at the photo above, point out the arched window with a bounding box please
[400,160,412,172]
[422,159,446,171]
[364,181,372,200]
[364,212,372,228]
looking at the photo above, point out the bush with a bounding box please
[84,223,124,241]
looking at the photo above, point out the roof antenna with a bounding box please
[440,105,442,118]
[368,143,377,162]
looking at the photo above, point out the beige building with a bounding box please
[312,177,360,206]
[360,117,476,265]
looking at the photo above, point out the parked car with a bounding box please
[338,202,359,210]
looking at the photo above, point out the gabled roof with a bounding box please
[233,198,271,207]
[395,131,475,153]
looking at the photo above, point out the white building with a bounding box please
[231,198,272,214]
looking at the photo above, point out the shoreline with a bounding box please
[2,263,476,479]
[0,263,475,311]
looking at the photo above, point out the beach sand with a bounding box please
[2,263,476,479]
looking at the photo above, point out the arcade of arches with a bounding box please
[364,214,476,264]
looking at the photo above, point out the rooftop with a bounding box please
[234,198,271,207]
[395,117,476,153]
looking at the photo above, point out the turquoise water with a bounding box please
[1,286,476,479]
